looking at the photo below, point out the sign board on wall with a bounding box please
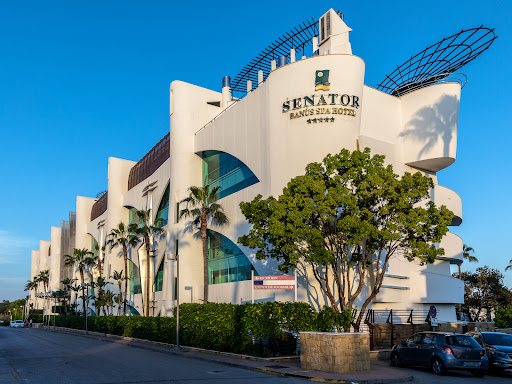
[251,272,298,303]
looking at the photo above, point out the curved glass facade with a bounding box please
[126,304,141,316]
[207,229,255,285]
[154,257,164,291]
[128,260,142,294]
[200,151,258,200]
[155,185,169,227]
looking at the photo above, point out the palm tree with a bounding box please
[133,209,164,316]
[505,260,512,271]
[60,278,77,314]
[459,244,478,278]
[93,277,110,316]
[106,222,139,315]
[111,270,125,316]
[36,270,49,324]
[24,279,38,317]
[179,185,229,304]
[64,248,94,314]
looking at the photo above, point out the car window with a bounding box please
[482,333,512,346]
[473,334,483,346]
[446,335,480,348]
[406,334,423,345]
[421,333,437,345]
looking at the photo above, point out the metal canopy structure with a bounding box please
[377,26,497,97]
[231,18,319,98]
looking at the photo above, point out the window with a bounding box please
[421,334,437,345]
[482,333,512,346]
[128,207,140,226]
[207,229,255,284]
[200,151,259,200]
[406,334,422,346]
[128,260,142,294]
[126,304,141,316]
[445,335,480,348]
[154,258,164,292]
[155,185,169,228]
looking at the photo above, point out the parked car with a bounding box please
[467,331,512,372]
[390,331,488,377]
[10,320,25,328]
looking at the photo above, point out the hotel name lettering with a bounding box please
[282,94,360,120]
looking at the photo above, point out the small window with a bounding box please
[421,334,437,345]
[406,334,422,345]
[473,335,483,346]
[446,335,480,348]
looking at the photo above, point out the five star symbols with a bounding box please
[307,117,335,124]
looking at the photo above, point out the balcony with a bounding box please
[432,185,462,226]
[437,231,463,265]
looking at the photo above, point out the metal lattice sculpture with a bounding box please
[231,18,319,98]
[377,26,497,97]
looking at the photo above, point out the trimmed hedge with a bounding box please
[54,302,352,356]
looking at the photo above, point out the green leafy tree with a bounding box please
[132,209,164,316]
[64,248,95,314]
[459,266,512,322]
[106,222,139,315]
[495,305,512,328]
[239,148,453,330]
[179,185,229,304]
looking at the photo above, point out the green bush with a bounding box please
[53,302,354,356]
[495,305,512,328]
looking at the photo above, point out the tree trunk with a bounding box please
[80,268,85,315]
[123,244,128,316]
[145,234,151,317]
[458,264,461,279]
[202,212,208,304]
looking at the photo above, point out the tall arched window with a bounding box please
[207,229,255,284]
[128,260,142,294]
[200,151,259,200]
[154,257,164,292]
[155,184,169,227]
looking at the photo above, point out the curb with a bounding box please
[38,327,413,384]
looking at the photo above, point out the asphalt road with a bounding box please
[1,326,511,384]
[0,327,304,384]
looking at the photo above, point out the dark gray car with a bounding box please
[391,331,488,377]
[467,331,512,372]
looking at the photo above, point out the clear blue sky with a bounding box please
[1,1,510,301]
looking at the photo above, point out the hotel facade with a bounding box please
[30,9,492,322]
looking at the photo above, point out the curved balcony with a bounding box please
[432,185,462,226]
[437,231,463,265]
[399,83,461,172]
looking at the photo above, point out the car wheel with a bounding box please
[390,352,404,367]
[471,370,487,377]
[431,358,447,375]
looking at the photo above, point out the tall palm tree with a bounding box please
[60,278,77,314]
[505,260,512,271]
[106,222,139,315]
[64,248,94,314]
[133,209,164,316]
[111,270,125,316]
[24,279,38,316]
[179,185,229,304]
[36,270,49,323]
[459,244,478,278]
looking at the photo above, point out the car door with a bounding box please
[401,334,423,364]
[415,333,437,366]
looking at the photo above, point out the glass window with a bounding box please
[445,335,481,348]
[200,150,259,200]
[421,334,437,345]
[128,260,142,294]
[126,304,141,316]
[207,229,256,284]
[155,185,169,228]
[482,333,512,346]
[128,207,140,226]
[154,258,164,292]
[406,334,422,345]
[473,335,483,346]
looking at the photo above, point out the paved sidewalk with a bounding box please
[42,326,412,384]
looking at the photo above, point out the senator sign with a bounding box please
[282,70,361,123]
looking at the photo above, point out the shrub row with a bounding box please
[54,302,352,356]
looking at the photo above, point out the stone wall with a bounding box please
[300,332,370,373]
[370,322,495,350]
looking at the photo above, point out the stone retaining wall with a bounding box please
[300,332,370,373]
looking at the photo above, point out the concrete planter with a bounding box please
[300,331,370,373]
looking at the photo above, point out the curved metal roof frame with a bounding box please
[377,26,497,97]
[231,18,319,98]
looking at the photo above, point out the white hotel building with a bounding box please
[29,10,496,322]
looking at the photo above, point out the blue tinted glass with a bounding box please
[154,258,164,292]
[128,260,142,294]
[201,151,258,200]
[206,229,255,285]
[156,185,169,227]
